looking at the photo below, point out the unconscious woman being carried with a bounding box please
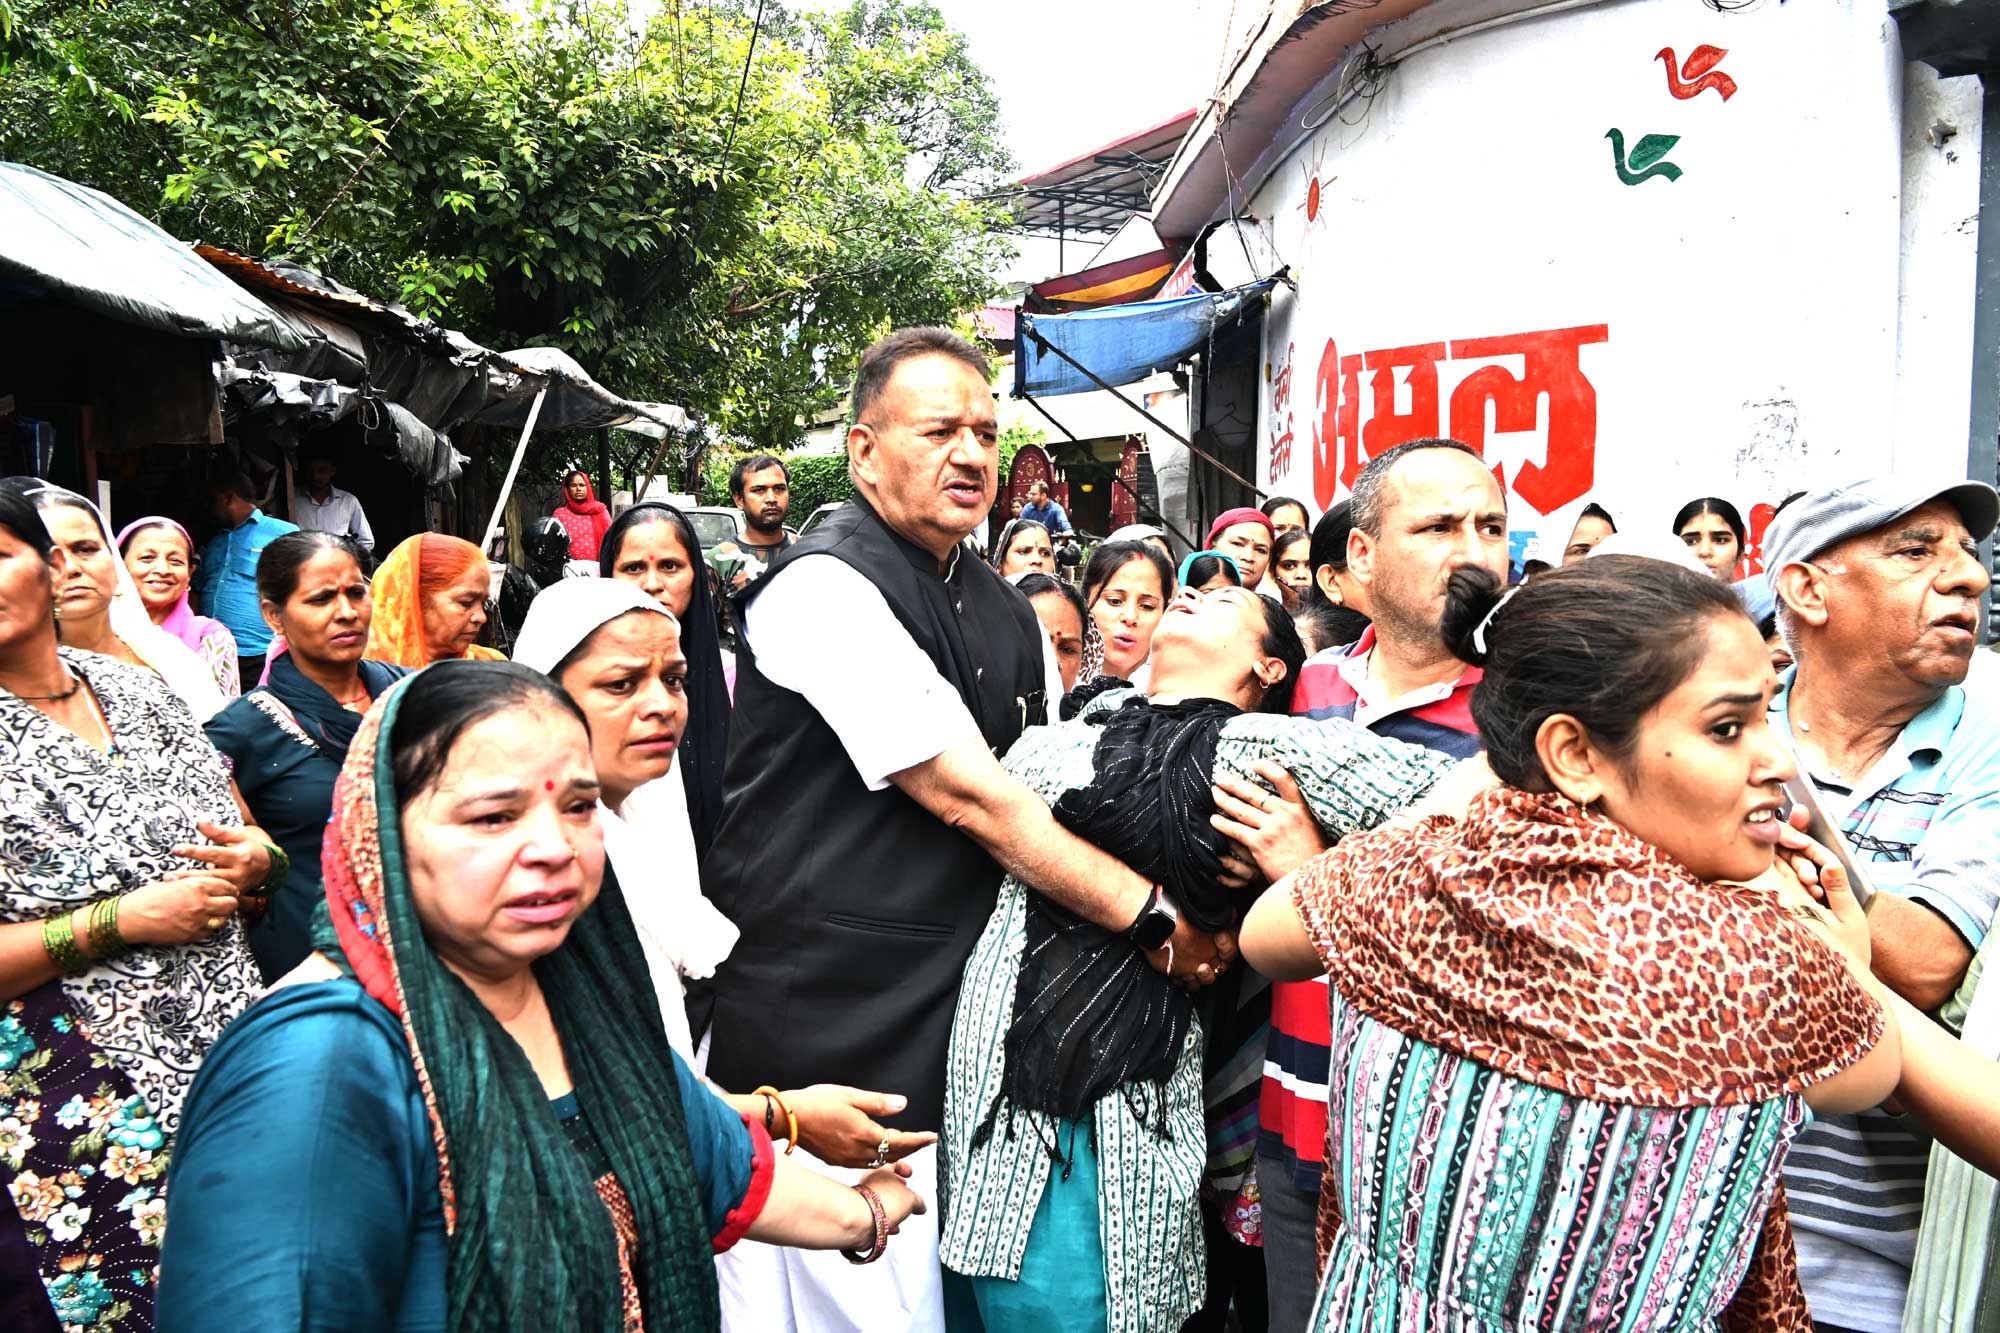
[940,583,1470,1331]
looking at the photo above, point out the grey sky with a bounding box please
[925,0,1236,283]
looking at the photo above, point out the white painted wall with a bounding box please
[1893,61,1983,477]
[1246,0,1973,574]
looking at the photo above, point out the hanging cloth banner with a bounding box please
[1028,247,1184,313]
[1014,277,1281,398]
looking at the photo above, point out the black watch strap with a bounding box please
[1124,883,1161,938]
[1126,883,1176,951]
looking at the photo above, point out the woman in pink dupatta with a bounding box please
[118,516,240,697]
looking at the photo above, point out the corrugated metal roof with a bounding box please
[985,110,1196,237]
[196,244,445,343]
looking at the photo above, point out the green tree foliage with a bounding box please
[699,450,853,517]
[699,426,1041,518]
[0,0,1014,481]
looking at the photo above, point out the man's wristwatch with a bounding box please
[1125,883,1179,952]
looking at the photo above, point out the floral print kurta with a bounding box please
[0,650,261,1332]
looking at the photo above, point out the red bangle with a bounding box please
[841,1184,889,1264]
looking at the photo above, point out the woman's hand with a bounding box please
[855,1162,926,1237]
[1813,860,1873,972]
[751,1155,929,1253]
[170,821,272,892]
[119,876,240,948]
[1765,821,1872,972]
[1147,916,1236,990]
[1211,763,1326,885]
[784,1086,938,1168]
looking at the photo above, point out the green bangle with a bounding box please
[85,896,124,959]
[42,911,89,973]
[258,842,289,893]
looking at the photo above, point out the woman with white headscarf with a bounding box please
[513,577,736,1055]
[515,578,942,1333]
[10,482,229,722]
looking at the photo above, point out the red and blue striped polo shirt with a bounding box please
[1259,626,1483,1192]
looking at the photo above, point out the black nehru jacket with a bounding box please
[698,494,1048,1130]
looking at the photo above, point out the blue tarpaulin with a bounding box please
[1013,278,1279,398]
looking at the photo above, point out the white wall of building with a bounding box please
[1894,60,1984,477]
[1247,0,1975,573]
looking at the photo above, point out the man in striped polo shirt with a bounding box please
[1229,439,1508,1331]
[1764,477,2000,1333]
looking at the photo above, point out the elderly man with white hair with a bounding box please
[1759,475,2000,1333]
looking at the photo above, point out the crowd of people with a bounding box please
[0,325,1998,1333]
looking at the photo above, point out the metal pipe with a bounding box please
[480,384,548,554]
[1019,393,1200,550]
[1971,87,2000,638]
[1023,325,1267,499]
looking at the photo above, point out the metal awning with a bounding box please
[985,110,1196,238]
[0,163,304,349]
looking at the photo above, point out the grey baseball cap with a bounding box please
[1763,476,1999,572]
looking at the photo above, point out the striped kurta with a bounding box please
[1311,993,1812,1332]
[941,701,1452,1332]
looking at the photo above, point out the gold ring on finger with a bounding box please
[206,917,222,930]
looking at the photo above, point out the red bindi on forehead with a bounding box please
[544,780,555,792]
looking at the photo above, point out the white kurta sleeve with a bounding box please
[745,554,981,790]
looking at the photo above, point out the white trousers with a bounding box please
[695,1030,946,1333]
[715,1142,946,1333]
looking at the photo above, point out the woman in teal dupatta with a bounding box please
[157,661,922,1331]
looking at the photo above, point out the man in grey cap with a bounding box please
[1765,474,2000,1333]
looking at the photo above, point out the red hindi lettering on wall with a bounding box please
[1741,500,1779,577]
[1269,343,1297,484]
[1312,341,1362,509]
[1361,342,1448,461]
[1307,323,1610,516]
[1448,324,1609,515]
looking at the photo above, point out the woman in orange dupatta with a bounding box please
[367,534,507,667]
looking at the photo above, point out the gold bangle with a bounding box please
[751,1085,798,1156]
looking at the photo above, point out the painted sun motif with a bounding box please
[1297,143,1335,232]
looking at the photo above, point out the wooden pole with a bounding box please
[480,385,548,553]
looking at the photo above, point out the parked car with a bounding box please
[684,505,750,552]
[796,501,843,537]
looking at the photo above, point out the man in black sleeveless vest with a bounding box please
[701,328,1231,1329]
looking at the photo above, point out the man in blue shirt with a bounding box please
[1764,475,2000,1333]
[199,472,299,684]
[1018,480,1070,535]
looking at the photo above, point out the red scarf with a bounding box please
[554,475,612,561]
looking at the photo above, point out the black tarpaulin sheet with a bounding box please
[0,163,303,349]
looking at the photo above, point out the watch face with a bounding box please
[1132,910,1175,952]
